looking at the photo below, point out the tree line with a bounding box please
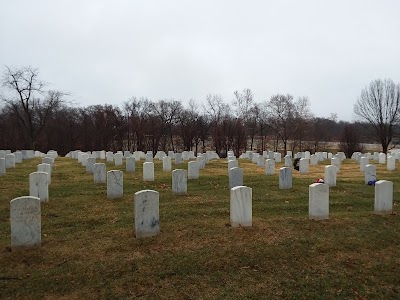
[1,66,399,157]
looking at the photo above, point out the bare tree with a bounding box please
[354,79,400,153]
[1,66,66,149]
[339,123,364,157]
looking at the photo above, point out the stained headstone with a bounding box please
[163,156,172,172]
[42,157,54,168]
[229,167,243,189]
[309,183,329,220]
[172,169,187,195]
[107,170,123,199]
[143,162,155,181]
[134,190,160,238]
[126,157,136,173]
[93,163,106,183]
[364,164,376,184]
[374,180,393,214]
[29,172,49,202]
[188,161,199,179]
[10,196,41,249]
[279,167,292,189]
[230,186,252,227]
[265,159,275,175]
[324,165,337,187]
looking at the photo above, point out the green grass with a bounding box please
[0,156,399,299]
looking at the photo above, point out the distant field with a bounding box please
[1,157,399,299]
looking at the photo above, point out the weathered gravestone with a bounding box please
[265,159,275,175]
[37,163,51,185]
[145,152,153,162]
[163,156,172,172]
[378,153,386,164]
[143,162,155,181]
[134,190,160,238]
[374,180,393,215]
[196,155,205,169]
[29,172,49,202]
[274,152,282,163]
[107,170,123,199]
[310,154,318,166]
[229,167,243,189]
[324,165,336,187]
[14,151,22,163]
[331,157,340,172]
[93,163,106,183]
[309,183,329,220]
[10,196,41,250]
[230,186,252,227]
[114,153,123,166]
[364,164,376,184]
[126,157,136,173]
[257,155,265,167]
[172,169,187,195]
[42,157,54,168]
[106,152,114,162]
[279,167,292,189]
[188,161,199,179]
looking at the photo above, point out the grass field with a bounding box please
[0,156,399,299]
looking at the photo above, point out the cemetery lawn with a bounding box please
[1,157,399,299]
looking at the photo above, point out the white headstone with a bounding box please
[279,167,292,189]
[134,190,160,238]
[10,196,41,249]
[230,186,252,227]
[126,157,136,173]
[360,157,369,172]
[14,151,22,163]
[163,156,172,172]
[284,155,292,167]
[172,169,187,195]
[387,156,396,171]
[175,153,183,165]
[229,167,243,189]
[188,161,199,179]
[93,163,106,183]
[37,163,51,185]
[0,158,6,176]
[5,154,15,168]
[228,160,238,169]
[265,159,275,175]
[143,162,155,181]
[86,157,96,174]
[324,165,337,187]
[378,153,386,164]
[257,155,265,167]
[106,152,114,162]
[29,172,49,202]
[309,183,329,220]
[364,164,376,184]
[114,153,123,166]
[107,170,123,199]
[299,158,309,174]
[310,154,318,166]
[374,180,393,215]
[331,157,340,172]
[196,155,205,169]
[145,152,153,162]
[274,152,282,163]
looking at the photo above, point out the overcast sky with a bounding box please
[1,0,399,121]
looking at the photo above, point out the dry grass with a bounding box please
[0,155,399,299]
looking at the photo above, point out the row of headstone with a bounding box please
[353,151,397,172]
